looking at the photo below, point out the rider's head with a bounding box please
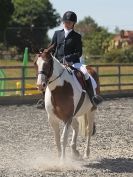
[62,11,77,30]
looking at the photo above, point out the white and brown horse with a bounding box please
[34,46,100,161]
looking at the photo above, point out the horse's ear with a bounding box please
[44,43,55,53]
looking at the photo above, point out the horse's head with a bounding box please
[34,45,54,91]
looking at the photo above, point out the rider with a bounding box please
[50,11,103,106]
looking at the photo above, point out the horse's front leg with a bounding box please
[60,118,71,161]
[48,116,61,158]
[71,118,80,159]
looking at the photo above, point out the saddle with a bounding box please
[66,65,87,90]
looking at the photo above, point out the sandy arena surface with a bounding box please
[0,98,133,177]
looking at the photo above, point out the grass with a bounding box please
[0,59,133,95]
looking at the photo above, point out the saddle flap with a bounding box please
[65,65,86,90]
[73,69,86,90]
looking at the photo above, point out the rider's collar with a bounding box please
[64,28,72,38]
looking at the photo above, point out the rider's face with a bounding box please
[63,21,75,30]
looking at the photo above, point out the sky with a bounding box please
[48,0,133,38]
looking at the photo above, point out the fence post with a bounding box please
[0,69,6,96]
[21,66,25,96]
[118,65,121,91]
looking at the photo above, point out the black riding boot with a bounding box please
[85,78,103,106]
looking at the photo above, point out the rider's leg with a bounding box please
[72,63,103,106]
[85,77,103,106]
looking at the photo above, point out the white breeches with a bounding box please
[72,63,97,95]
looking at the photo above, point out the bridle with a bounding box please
[37,54,65,86]
[48,68,65,84]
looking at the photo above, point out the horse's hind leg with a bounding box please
[48,116,61,158]
[70,118,80,159]
[84,111,95,158]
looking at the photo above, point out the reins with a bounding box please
[49,68,65,84]
[38,67,65,87]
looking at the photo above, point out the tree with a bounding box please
[75,16,98,36]
[104,47,133,63]
[0,0,14,44]
[6,0,60,51]
[0,0,14,29]
[83,28,111,56]
[75,16,112,61]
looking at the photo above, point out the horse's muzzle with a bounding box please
[37,84,45,91]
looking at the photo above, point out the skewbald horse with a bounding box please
[34,45,100,161]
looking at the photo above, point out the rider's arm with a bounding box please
[65,34,82,63]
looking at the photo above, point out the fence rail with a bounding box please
[0,64,133,96]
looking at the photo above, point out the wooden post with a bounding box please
[118,65,121,91]
[21,66,25,96]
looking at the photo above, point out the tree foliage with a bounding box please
[0,0,14,30]
[84,28,111,56]
[75,16,98,35]
[76,16,112,61]
[104,47,133,63]
[11,0,60,29]
[6,0,60,51]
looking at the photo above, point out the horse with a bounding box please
[34,45,100,161]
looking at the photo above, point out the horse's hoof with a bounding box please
[84,154,89,159]
[84,152,90,159]
[72,150,81,160]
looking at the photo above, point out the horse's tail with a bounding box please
[78,110,95,137]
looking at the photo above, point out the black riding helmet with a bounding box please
[62,11,77,23]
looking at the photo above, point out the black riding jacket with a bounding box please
[50,29,82,63]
